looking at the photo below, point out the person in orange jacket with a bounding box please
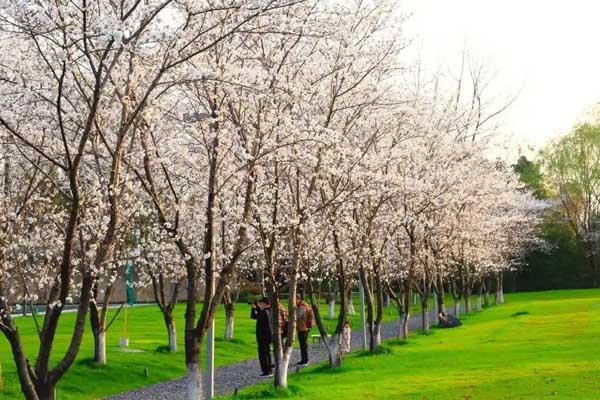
[295,293,313,366]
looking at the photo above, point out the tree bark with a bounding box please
[35,383,56,400]
[484,276,491,307]
[359,268,378,352]
[308,281,344,368]
[476,280,483,311]
[165,313,177,352]
[185,360,203,400]
[89,283,114,365]
[328,300,335,319]
[435,274,446,316]
[464,295,472,314]
[308,229,348,368]
[495,272,503,305]
[451,278,461,318]
[421,294,430,334]
[347,290,355,315]
[224,303,235,341]
[95,332,106,365]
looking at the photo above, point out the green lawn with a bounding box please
[220,289,600,400]
[0,298,401,400]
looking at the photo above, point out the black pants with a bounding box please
[257,339,272,374]
[298,330,309,363]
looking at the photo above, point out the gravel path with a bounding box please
[105,309,444,400]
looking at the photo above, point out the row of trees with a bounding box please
[515,117,600,290]
[0,1,542,399]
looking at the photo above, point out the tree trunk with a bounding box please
[436,288,445,315]
[327,339,343,367]
[224,302,235,340]
[495,272,503,305]
[464,295,472,314]
[347,290,355,315]
[309,280,344,368]
[372,323,381,348]
[420,293,430,334]
[401,311,410,339]
[499,274,505,304]
[433,292,439,325]
[384,293,390,308]
[372,270,384,351]
[4,328,39,400]
[451,278,461,318]
[94,331,107,365]
[400,289,411,339]
[435,273,446,316]
[185,361,202,400]
[484,276,491,307]
[270,248,299,389]
[165,314,177,352]
[183,257,202,400]
[90,283,114,365]
[35,382,56,400]
[274,354,291,388]
[360,268,379,352]
[272,304,295,389]
[476,280,483,311]
[328,300,335,319]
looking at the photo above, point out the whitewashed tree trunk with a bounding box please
[454,300,461,318]
[327,338,343,368]
[464,296,472,313]
[186,363,202,400]
[274,348,293,388]
[95,331,106,365]
[224,312,234,340]
[373,324,381,348]
[495,274,502,305]
[347,291,356,315]
[168,321,177,352]
[401,311,410,339]
[477,294,482,311]
[328,300,335,319]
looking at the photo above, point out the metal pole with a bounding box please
[205,279,215,400]
[358,279,367,350]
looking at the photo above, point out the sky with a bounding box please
[402,0,600,157]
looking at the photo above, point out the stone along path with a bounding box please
[105,310,443,400]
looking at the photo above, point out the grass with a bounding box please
[219,289,600,400]
[0,297,403,400]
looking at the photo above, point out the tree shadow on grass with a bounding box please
[234,384,304,399]
[510,311,530,318]
[155,345,178,353]
[310,363,349,374]
[387,338,409,347]
[215,337,246,345]
[77,358,109,370]
[357,345,393,357]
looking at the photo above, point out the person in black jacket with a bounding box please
[251,297,273,377]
